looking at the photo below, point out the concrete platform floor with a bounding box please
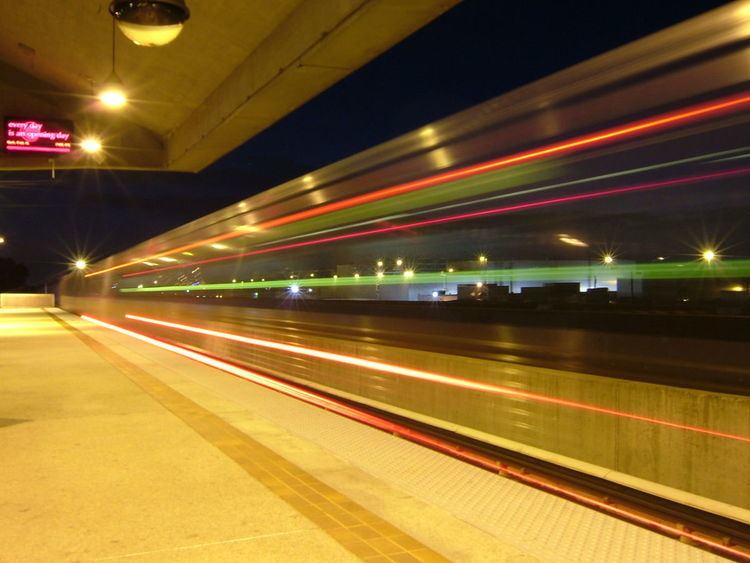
[0,309,725,562]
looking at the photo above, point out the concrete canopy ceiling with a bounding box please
[0,0,456,172]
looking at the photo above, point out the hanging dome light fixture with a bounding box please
[109,1,190,47]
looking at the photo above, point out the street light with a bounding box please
[0,236,5,244]
[75,259,87,270]
[702,249,716,263]
[602,254,614,265]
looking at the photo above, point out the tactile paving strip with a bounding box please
[196,370,727,562]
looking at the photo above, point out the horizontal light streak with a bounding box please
[120,167,750,279]
[124,313,750,444]
[81,314,750,559]
[6,146,71,153]
[85,91,750,279]
[119,258,750,293]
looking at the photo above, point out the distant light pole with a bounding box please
[702,249,716,263]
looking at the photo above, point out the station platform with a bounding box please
[0,308,726,562]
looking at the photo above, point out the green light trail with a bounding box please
[120,259,750,293]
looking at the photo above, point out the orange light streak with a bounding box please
[82,314,750,560]
[85,91,750,278]
[124,313,750,444]
[255,93,750,232]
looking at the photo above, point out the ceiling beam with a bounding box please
[165,0,456,172]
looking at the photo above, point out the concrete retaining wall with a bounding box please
[0,293,54,308]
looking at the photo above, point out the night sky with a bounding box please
[0,0,731,284]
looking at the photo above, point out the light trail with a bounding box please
[121,167,750,278]
[85,91,750,279]
[81,313,750,560]
[119,259,750,293]
[245,147,750,250]
[123,313,750,444]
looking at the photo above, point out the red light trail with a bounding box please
[123,313,750,444]
[122,167,750,278]
[86,91,750,278]
[81,314,750,560]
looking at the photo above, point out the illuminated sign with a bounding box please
[4,117,73,154]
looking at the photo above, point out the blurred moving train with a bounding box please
[62,3,750,521]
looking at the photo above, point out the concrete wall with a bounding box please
[0,293,54,308]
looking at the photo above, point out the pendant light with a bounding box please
[98,18,127,109]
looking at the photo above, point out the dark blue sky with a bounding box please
[0,0,731,283]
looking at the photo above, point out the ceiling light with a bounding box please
[99,18,128,109]
[98,72,127,108]
[110,1,190,47]
[75,259,87,270]
[99,89,126,108]
[80,138,102,153]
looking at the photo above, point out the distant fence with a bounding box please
[0,293,55,308]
